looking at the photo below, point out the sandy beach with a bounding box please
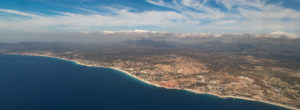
[111,68,297,110]
[8,53,297,110]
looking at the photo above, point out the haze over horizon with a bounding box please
[1,0,300,42]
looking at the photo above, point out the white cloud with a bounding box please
[260,31,300,39]
[0,7,199,32]
[146,0,300,33]
[215,20,237,25]
[0,9,41,18]
[0,0,300,33]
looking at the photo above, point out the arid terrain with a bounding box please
[1,35,300,109]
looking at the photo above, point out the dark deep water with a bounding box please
[0,54,290,110]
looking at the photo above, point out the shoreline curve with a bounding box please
[4,53,297,110]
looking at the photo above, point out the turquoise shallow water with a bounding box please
[0,54,290,110]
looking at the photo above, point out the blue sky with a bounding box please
[0,0,300,33]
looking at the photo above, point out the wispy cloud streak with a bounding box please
[0,0,299,33]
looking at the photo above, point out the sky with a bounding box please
[0,0,300,34]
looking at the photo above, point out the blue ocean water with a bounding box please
[0,54,290,110]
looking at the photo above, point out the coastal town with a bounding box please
[1,39,299,109]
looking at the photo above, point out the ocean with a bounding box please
[0,54,290,110]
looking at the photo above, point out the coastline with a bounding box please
[4,53,297,110]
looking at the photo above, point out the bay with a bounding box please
[0,54,290,110]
